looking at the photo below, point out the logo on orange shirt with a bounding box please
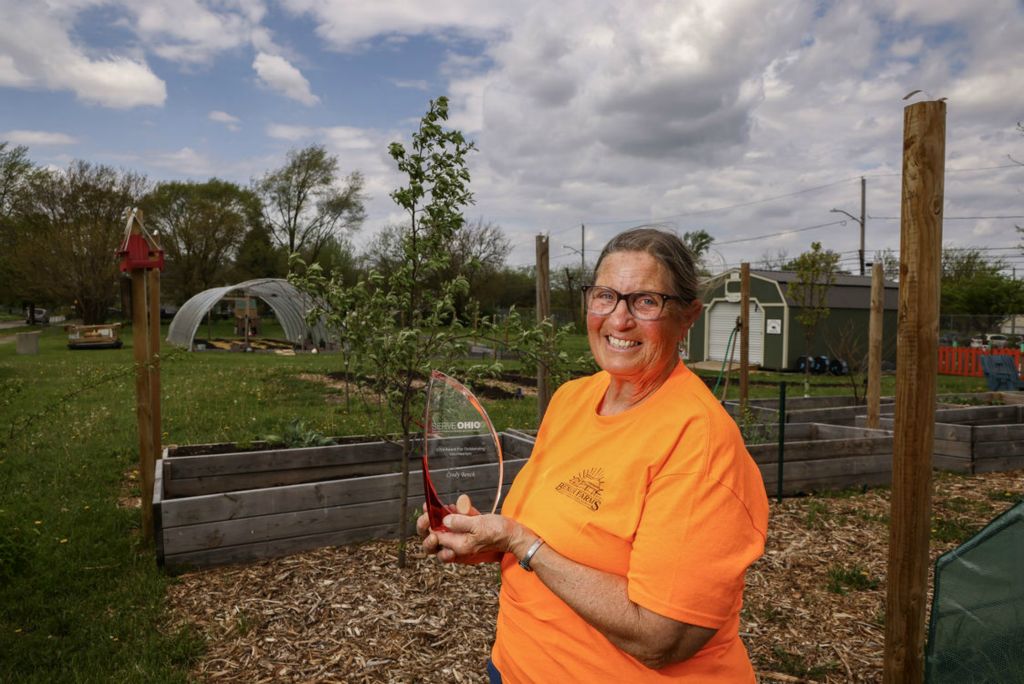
[555,468,604,511]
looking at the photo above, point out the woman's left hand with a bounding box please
[433,513,531,564]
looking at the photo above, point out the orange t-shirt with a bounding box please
[492,362,768,682]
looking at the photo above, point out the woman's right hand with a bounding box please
[418,496,502,564]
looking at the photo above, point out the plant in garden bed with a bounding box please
[826,562,879,594]
[291,96,569,567]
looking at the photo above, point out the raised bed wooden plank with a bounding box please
[932,455,971,473]
[163,477,512,556]
[932,405,1022,425]
[161,458,530,528]
[165,441,403,478]
[747,437,891,465]
[166,461,404,498]
[163,522,399,572]
[973,441,1024,459]
[973,456,1024,473]
[763,471,892,495]
[755,453,891,482]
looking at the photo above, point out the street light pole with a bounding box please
[831,205,866,276]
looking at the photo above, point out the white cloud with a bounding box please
[252,52,319,105]
[389,78,430,90]
[1,130,78,146]
[150,147,215,175]
[124,0,259,65]
[266,123,316,141]
[0,2,166,108]
[208,110,240,130]
[278,0,511,51]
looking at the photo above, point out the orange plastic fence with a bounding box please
[937,346,1023,377]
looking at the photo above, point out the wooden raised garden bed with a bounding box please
[154,431,536,572]
[727,395,896,427]
[745,423,892,496]
[864,404,1024,474]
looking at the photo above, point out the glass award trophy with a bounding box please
[422,370,504,531]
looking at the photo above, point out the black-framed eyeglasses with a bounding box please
[581,285,684,321]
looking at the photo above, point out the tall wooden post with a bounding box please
[884,100,945,684]
[866,262,884,429]
[117,210,164,544]
[740,263,750,413]
[147,268,162,458]
[536,234,552,422]
[130,268,155,540]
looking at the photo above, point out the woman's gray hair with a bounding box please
[593,226,700,302]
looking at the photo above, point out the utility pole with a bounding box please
[860,176,867,277]
[536,234,552,422]
[831,177,867,276]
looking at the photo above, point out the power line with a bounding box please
[578,177,863,228]
[713,219,848,246]
[869,214,1024,220]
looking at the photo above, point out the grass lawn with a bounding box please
[0,324,990,680]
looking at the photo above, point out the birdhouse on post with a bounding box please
[117,208,164,543]
[117,210,164,272]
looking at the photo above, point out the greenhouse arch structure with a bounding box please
[166,278,330,350]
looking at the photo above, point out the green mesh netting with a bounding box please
[926,500,1024,683]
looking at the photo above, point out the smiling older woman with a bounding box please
[419,227,768,682]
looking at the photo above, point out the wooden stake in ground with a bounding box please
[866,262,884,429]
[740,262,750,414]
[535,233,551,422]
[147,267,161,462]
[884,99,945,684]
[117,209,165,543]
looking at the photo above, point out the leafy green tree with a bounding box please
[141,179,262,303]
[474,265,535,315]
[787,241,839,396]
[256,145,366,263]
[362,217,511,318]
[231,224,287,281]
[940,247,1022,333]
[292,97,564,568]
[0,142,40,306]
[681,229,715,276]
[9,161,147,323]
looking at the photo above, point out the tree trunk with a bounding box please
[397,428,411,569]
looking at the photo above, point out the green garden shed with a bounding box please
[687,269,899,371]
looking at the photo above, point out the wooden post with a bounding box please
[130,269,155,541]
[740,263,750,413]
[536,234,552,422]
[147,268,162,459]
[866,262,884,429]
[884,100,945,684]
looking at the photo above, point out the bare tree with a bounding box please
[256,145,365,263]
[757,248,790,270]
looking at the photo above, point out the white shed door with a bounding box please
[707,302,764,365]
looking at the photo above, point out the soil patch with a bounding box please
[167,469,1024,682]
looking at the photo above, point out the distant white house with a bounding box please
[999,314,1024,335]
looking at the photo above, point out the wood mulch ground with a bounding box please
[166,469,1024,683]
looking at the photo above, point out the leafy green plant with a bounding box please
[787,241,839,397]
[290,97,571,567]
[736,407,774,444]
[826,563,879,594]
[932,517,980,544]
[261,419,336,448]
[804,500,830,529]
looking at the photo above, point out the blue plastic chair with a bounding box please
[979,355,1024,391]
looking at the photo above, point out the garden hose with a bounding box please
[712,324,740,396]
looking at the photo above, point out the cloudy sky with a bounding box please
[2,0,1023,274]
